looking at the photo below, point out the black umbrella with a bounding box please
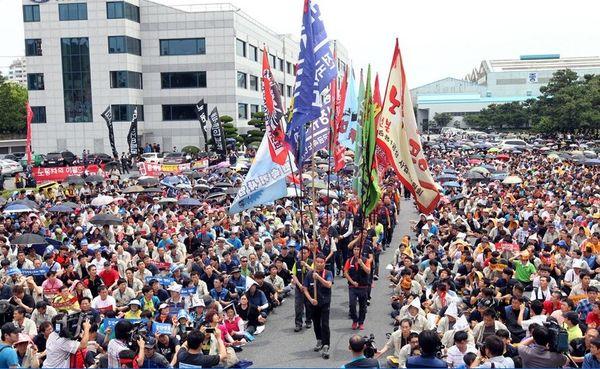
[138,177,159,187]
[122,185,145,194]
[13,233,47,245]
[182,171,202,179]
[142,187,163,193]
[47,205,74,213]
[89,214,123,226]
[85,175,105,184]
[105,161,120,170]
[206,191,226,199]
[64,175,85,185]
[450,194,466,202]
[215,182,233,188]
[62,201,79,208]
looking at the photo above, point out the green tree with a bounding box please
[433,112,453,127]
[219,115,241,147]
[0,81,28,135]
[245,111,266,146]
[0,72,6,84]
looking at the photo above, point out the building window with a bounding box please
[61,37,92,123]
[108,36,141,56]
[526,90,532,96]
[160,38,205,56]
[31,106,46,124]
[249,75,258,91]
[110,71,143,89]
[286,85,292,97]
[270,54,276,68]
[237,72,247,89]
[161,72,207,89]
[25,39,42,56]
[106,1,140,22]
[249,44,258,62]
[250,104,260,116]
[278,58,284,72]
[111,104,144,121]
[236,39,246,57]
[162,104,196,121]
[23,5,40,22]
[238,103,248,120]
[279,83,284,94]
[286,62,292,74]
[27,73,44,90]
[59,3,87,21]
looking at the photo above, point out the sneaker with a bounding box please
[359,324,365,330]
[294,326,302,332]
[321,345,330,359]
[366,299,371,306]
[373,275,379,281]
[352,322,358,330]
[313,340,323,352]
[305,322,312,329]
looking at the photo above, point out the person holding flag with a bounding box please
[303,253,334,360]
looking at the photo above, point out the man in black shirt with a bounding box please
[175,330,226,368]
[303,253,334,359]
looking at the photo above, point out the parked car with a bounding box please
[140,152,164,164]
[0,159,23,176]
[500,139,529,151]
[44,151,77,167]
[87,153,114,164]
[163,152,189,164]
[0,154,20,161]
[20,153,46,168]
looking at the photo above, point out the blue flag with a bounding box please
[339,69,358,149]
[286,0,337,159]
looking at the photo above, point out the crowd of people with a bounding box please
[0,135,598,369]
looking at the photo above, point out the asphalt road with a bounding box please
[241,200,418,367]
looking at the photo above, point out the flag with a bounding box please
[229,130,295,214]
[126,107,139,156]
[261,47,289,165]
[208,107,227,159]
[339,68,358,149]
[359,66,381,217]
[354,69,366,167]
[286,0,337,161]
[372,74,389,180]
[376,40,440,214]
[101,106,119,158]
[196,99,209,152]
[25,102,33,165]
[333,68,348,172]
[373,74,382,116]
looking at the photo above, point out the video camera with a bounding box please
[543,320,569,353]
[362,334,377,358]
[54,312,95,340]
[128,321,148,348]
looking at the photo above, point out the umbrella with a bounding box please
[286,187,302,198]
[496,154,510,161]
[12,199,39,209]
[122,185,145,194]
[89,214,123,226]
[105,161,120,170]
[436,174,457,182]
[161,176,180,185]
[62,201,79,208]
[215,182,233,188]
[468,158,482,165]
[488,147,500,153]
[91,195,114,207]
[142,187,163,193]
[138,177,159,187]
[547,153,560,160]
[47,204,74,213]
[584,159,600,166]
[206,192,226,200]
[503,176,522,184]
[470,166,490,175]
[85,175,105,184]
[178,198,202,207]
[490,172,508,181]
[158,198,177,204]
[13,233,47,245]
[318,189,338,199]
[3,204,35,213]
[225,188,238,195]
[442,169,458,175]
[443,181,462,188]
[182,171,202,179]
[113,197,128,203]
[195,183,210,191]
[64,175,85,185]
[465,172,487,180]
[450,194,465,202]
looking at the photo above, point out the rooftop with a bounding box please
[486,55,600,72]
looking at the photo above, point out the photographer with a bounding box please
[518,326,568,367]
[175,329,227,368]
[406,330,447,368]
[44,314,91,368]
[342,335,380,368]
[107,320,134,368]
[471,335,514,368]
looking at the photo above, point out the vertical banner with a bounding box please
[208,107,226,159]
[261,47,289,165]
[101,106,119,159]
[127,107,139,156]
[25,102,33,165]
[196,99,209,152]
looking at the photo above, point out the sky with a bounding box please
[2,0,600,87]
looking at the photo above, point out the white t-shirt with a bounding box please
[107,339,130,368]
[91,295,116,313]
[44,331,80,368]
[446,344,478,367]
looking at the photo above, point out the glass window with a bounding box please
[250,104,260,116]
[162,105,196,121]
[160,38,205,56]
[25,39,42,57]
[237,72,247,89]
[108,36,141,55]
[287,85,293,97]
[286,62,293,74]
[249,75,258,91]
[161,72,207,89]
[270,54,276,68]
[238,103,248,120]
[23,5,40,22]
[279,83,284,94]
[110,71,143,89]
[278,58,284,71]
[59,3,87,21]
[236,39,246,57]
[111,105,144,121]
[31,106,46,124]
[249,44,258,62]
[61,37,92,123]
[27,73,44,90]
[107,1,139,22]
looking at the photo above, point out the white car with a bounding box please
[0,159,23,176]
[140,152,163,164]
[500,139,529,151]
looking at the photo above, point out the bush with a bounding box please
[182,146,200,155]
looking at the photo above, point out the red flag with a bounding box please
[261,47,289,165]
[25,102,33,165]
[333,68,348,173]
[373,74,382,114]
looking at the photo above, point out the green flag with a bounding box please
[353,69,366,192]
[359,65,381,217]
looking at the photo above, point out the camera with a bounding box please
[543,320,569,353]
[362,334,377,358]
[128,321,148,348]
[54,312,94,340]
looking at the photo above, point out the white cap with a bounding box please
[573,259,584,269]
[445,303,458,319]
[167,283,182,293]
[409,297,421,310]
[245,277,258,292]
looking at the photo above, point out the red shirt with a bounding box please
[587,311,600,327]
[99,268,119,287]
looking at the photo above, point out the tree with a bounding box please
[0,81,28,135]
[433,112,453,127]
[245,111,266,146]
[219,115,241,147]
[0,72,6,84]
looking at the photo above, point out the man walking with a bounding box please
[303,253,334,359]
[292,246,313,332]
[344,244,371,330]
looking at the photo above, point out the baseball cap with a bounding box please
[158,303,169,310]
[145,337,157,348]
[14,333,31,345]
